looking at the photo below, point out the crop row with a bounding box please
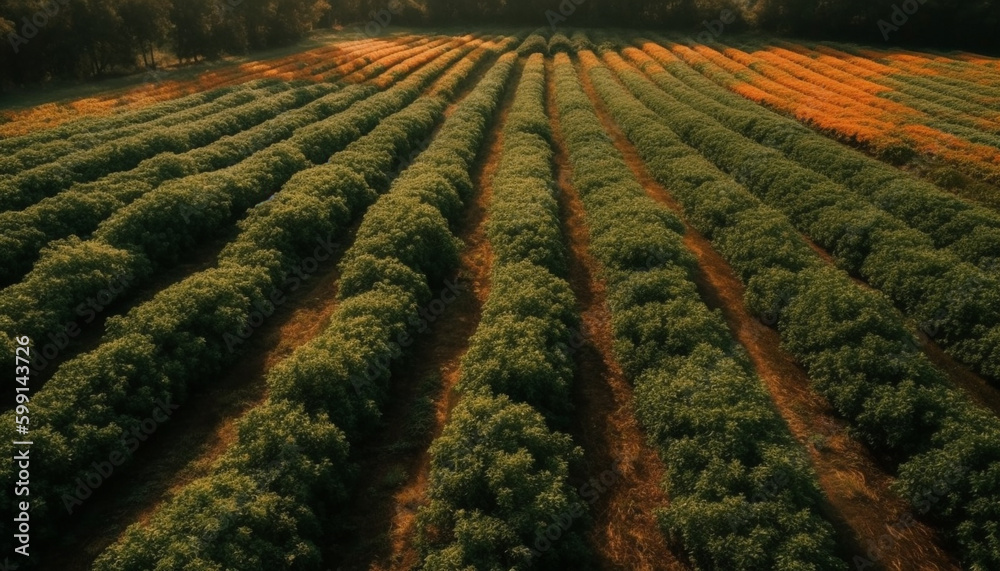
[0,37,425,180]
[1,35,512,557]
[0,36,381,140]
[417,53,590,570]
[92,45,519,571]
[757,41,1000,136]
[634,38,1000,275]
[0,36,481,381]
[0,38,449,215]
[0,83,335,284]
[724,38,1000,144]
[586,46,1000,569]
[664,38,1000,186]
[558,50,845,569]
[0,83,285,179]
[0,87,236,156]
[823,45,1000,124]
[605,45,1000,385]
[0,38,453,288]
[0,83,315,213]
[2,33,486,470]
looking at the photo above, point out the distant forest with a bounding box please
[1,0,998,86]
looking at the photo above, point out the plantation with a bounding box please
[2,24,1000,571]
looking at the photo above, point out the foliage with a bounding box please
[90,42,518,570]
[588,40,1000,569]
[553,49,844,570]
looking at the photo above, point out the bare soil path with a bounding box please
[576,52,961,571]
[326,60,521,571]
[546,57,692,571]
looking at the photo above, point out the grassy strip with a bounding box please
[416,53,591,570]
[91,46,518,571]
[553,51,845,570]
[585,46,1000,570]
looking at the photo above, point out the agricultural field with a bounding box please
[2,27,1000,571]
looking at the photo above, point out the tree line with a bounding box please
[2,0,997,88]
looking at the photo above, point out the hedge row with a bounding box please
[0,39,448,288]
[556,50,845,570]
[584,47,1000,569]
[0,86,236,156]
[0,83,336,285]
[639,37,1000,275]
[605,46,1000,385]
[517,33,549,56]
[0,37,426,179]
[0,83,311,211]
[724,38,1000,147]
[0,36,437,201]
[91,47,518,571]
[0,37,482,377]
[0,36,398,160]
[0,82,289,178]
[417,53,590,571]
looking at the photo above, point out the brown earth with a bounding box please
[326,59,520,571]
[576,51,961,571]
[546,57,692,571]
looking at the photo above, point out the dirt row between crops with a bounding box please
[574,52,962,571]
[325,59,521,571]
[44,229,352,571]
[545,58,692,571]
[43,47,484,571]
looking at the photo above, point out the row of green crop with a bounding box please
[814,43,1000,125]
[0,37,480,381]
[417,53,591,571]
[0,37,443,210]
[0,38,451,288]
[0,86,236,156]
[555,51,845,570]
[1,82,285,178]
[586,47,1000,569]
[91,46,519,571]
[0,36,511,558]
[724,38,1000,147]
[0,82,309,212]
[0,37,391,160]
[606,45,1000,385]
[0,83,336,285]
[639,36,1000,274]
[0,38,424,181]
